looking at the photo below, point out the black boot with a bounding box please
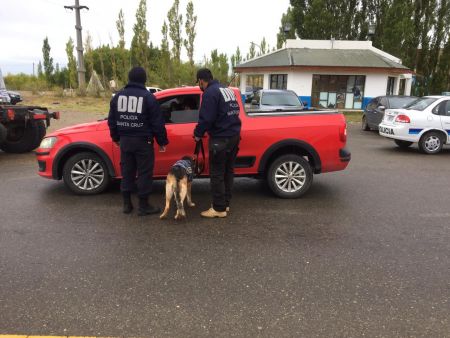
[122,192,133,214]
[138,195,160,216]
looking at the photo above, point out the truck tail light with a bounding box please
[7,109,15,121]
[340,124,347,143]
[395,114,410,123]
[54,111,61,119]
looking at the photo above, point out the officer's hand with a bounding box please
[114,141,120,146]
[159,145,166,152]
[194,136,201,142]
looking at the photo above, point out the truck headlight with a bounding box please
[39,136,58,149]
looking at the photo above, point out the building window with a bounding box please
[270,74,287,90]
[246,75,264,89]
[311,74,365,109]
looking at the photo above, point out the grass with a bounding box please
[343,110,363,123]
[21,91,110,114]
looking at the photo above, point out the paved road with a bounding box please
[1,125,449,337]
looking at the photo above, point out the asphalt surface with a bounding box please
[1,125,449,337]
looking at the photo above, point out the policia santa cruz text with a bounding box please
[108,67,168,216]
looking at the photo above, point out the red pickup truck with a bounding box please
[35,86,350,198]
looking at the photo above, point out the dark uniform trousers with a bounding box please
[120,136,154,197]
[209,134,240,212]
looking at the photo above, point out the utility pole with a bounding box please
[64,0,89,89]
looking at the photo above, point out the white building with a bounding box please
[235,39,413,109]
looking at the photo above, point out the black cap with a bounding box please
[196,68,213,83]
[128,66,147,84]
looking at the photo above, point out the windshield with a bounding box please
[261,92,302,107]
[404,97,438,111]
[388,97,417,109]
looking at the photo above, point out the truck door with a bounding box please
[153,93,204,177]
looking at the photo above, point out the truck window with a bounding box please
[158,94,200,124]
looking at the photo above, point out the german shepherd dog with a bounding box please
[160,156,196,220]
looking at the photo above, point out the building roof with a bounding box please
[235,48,410,71]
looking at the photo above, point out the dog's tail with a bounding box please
[170,166,184,181]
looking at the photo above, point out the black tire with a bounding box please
[29,120,47,150]
[418,131,444,154]
[62,152,111,195]
[0,121,41,153]
[267,154,313,199]
[394,140,413,149]
[362,115,370,131]
[0,123,7,144]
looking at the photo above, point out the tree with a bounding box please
[277,7,296,48]
[42,37,54,83]
[66,37,77,88]
[230,46,243,69]
[37,61,43,79]
[247,43,256,60]
[131,0,150,69]
[159,21,172,87]
[84,31,94,80]
[115,9,128,86]
[206,49,229,84]
[167,0,183,64]
[116,9,125,49]
[184,1,197,66]
[260,37,268,55]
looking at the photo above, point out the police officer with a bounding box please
[194,68,241,218]
[108,67,168,216]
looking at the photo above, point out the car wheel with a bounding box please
[394,140,413,149]
[418,132,444,154]
[63,152,111,195]
[362,115,370,131]
[267,154,313,199]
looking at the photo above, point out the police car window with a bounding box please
[158,94,200,124]
[367,99,378,110]
[445,101,450,116]
[379,98,388,108]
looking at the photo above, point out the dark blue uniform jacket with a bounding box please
[194,80,241,138]
[108,82,168,146]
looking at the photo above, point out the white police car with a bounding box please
[379,96,450,154]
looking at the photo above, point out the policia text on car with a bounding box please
[108,67,169,216]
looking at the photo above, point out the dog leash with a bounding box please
[193,138,205,177]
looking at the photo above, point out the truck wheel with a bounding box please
[0,123,7,144]
[267,154,313,199]
[394,140,413,149]
[63,152,111,195]
[362,115,370,131]
[0,122,41,153]
[418,132,444,154]
[29,121,47,150]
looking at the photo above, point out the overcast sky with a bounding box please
[0,0,290,75]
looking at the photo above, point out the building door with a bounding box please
[399,79,406,95]
[386,77,395,95]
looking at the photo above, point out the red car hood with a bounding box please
[48,120,106,136]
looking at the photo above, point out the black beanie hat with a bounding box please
[128,66,147,84]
